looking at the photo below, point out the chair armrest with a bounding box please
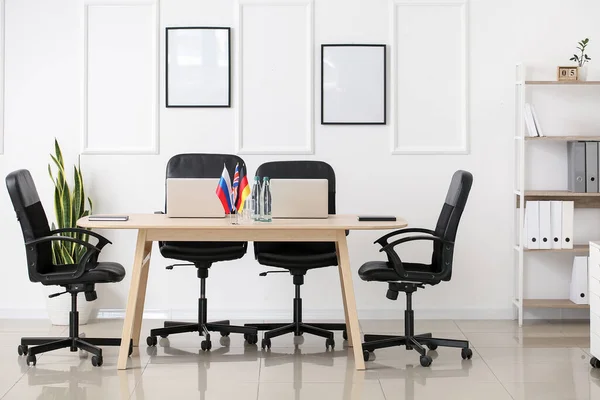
[25,236,101,282]
[50,228,111,249]
[379,235,452,280]
[380,235,450,253]
[374,228,435,247]
[27,235,101,253]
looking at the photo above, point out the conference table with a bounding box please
[77,214,407,370]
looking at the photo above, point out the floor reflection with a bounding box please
[15,355,137,400]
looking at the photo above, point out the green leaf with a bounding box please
[54,187,63,231]
[73,165,83,223]
[60,181,73,252]
[59,246,75,265]
[54,139,64,169]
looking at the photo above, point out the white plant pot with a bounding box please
[45,288,94,325]
[579,66,588,81]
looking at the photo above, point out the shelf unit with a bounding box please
[521,299,590,309]
[520,244,589,253]
[525,81,600,85]
[514,64,600,326]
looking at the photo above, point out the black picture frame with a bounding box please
[166,27,231,108]
[321,44,387,125]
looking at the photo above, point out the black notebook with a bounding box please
[357,216,396,222]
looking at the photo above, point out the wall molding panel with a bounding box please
[235,0,314,155]
[82,0,159,155]
[0,0,5,154]
[390,0,469,155]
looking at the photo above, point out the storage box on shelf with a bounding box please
[514,64,600,326]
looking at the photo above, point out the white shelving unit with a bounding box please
[513,64,600,326]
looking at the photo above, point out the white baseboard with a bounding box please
[0,307,589,321]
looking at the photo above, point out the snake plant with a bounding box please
[47,139,93,265]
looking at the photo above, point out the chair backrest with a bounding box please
[255,161,336,214]
[254,161,337,258]
[432,170,473,280]
[5,169,54,278]
[161,153,249,257]
[165,152,247,199]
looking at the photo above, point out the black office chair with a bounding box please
[5,169,128,367]
[146,154,258,351]
[245,161,347,350]
[359,170,473,367]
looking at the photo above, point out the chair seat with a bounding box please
[358,261,434,282]
[257,251,338,270]
[83,262,126,283]
[159,241,246,264]
[44,262,126,285]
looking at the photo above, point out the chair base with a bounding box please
[17,291,127,367]
[362,333,472,365]
[244,283,347,350]
[361,282,472,367]
[147,319,258,351]
[19,337,128,367]
[245,321,345,350]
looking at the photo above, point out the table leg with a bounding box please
[336,242,352,346]
[118,230,150,370]
[131,240,153,347]
[336,231,366,370]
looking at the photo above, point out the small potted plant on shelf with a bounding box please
[570,38,591,81]
[46,139,95,325]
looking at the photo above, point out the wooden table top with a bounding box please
[78,214,408,231]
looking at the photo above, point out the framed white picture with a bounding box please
[321,44,386,124]
[166,27,231,107]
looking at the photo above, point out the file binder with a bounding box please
[525,201,540,249]
[524,103,539,137]
[538,201,551,249]
[569,256,588,305]
[568,141,586,193]
[586,142,599,192]
[561,201,574,249]
[550,201,562,250]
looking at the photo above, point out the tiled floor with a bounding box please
[0,318,599,399]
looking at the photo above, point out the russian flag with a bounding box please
[216,165,233,214]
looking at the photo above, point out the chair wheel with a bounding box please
[326,338,335,350]
[18,345,28,356]
[245,333,258,345]
[427,344,438,350]
[220,331,230,337]
[461,348,473,360]
[146,336,157,347]
[160,335,169,339]
[201,340,212,351]
[343,330,348,341]
[261,338,271,350]
[26,354,36,366]
[91,355,103,367]
[591,357,600,368]
[363,350,371,362]
[420,355,433,367]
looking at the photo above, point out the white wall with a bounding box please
[0,0,598,321]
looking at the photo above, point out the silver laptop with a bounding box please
[270,179,329,219]
[166,178,225,218]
